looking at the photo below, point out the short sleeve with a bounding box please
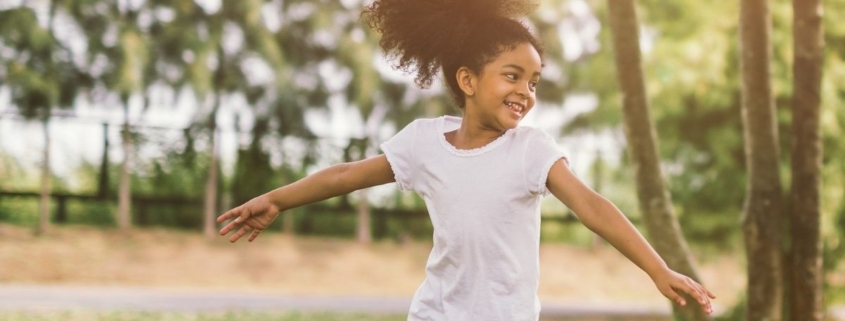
[380,120,420,192]
[524,129,569,196]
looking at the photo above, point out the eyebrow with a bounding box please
[503,64,541,77]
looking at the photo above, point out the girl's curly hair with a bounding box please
[362,0,543,108]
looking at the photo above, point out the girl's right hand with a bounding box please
[217,195,281,243]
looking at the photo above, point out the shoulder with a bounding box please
[403,117,442,130]
[386,117,442,146]
[513,125,555,141]
[397,116,454,136]
[513,126,564,155]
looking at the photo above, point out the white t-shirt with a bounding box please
[380,116,568,321]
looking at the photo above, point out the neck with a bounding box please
[446,110,508,150]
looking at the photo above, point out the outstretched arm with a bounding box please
[217,154,396,242]
[545,159,715,314]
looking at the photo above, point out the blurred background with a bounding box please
[0,0,843,320]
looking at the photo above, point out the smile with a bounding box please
[505,101,525,116]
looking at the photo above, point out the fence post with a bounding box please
[55,196,67,223]
[98,123,110,199]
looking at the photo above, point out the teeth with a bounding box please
[506,102,523,112]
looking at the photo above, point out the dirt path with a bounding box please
[0,224,743,314]
[5,225,845,319]
[0,284,672,319]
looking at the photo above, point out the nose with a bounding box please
[516,82,531,98]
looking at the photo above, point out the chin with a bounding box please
[501,118,521,129]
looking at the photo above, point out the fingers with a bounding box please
[216,210,231,224]
[229,224,252,243]
[248,229,262,242]
[664,286,687,307]
[706,288,717,299]
[219,207,251,236]
[219,217,240,236]
[676,278,714,314]
[217,206,240,223]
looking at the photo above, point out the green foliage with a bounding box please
[64,200,116,226]
[0,197,40,226]
[562,0,845,256]
[230,132,282,206]
[283,207,433,241]
[0,150,31,191]
[0,171,73,225]
[822,0,845,276]
[540,220,598,245]
[0,6,88,118]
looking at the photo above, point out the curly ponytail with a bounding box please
[362,0,543,108]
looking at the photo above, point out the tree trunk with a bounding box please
[204,126,220,240]
[739,0,784,319]
[356,104,387,244]
[280,169,295,236]
[204,92,223,240]
[283,211,296,236]
[356,142,374,244]
[606,1,710,320]
[357,188,372,244]
[98,123,110,199]
[789,0,825,319]
[118,100,132,230]
[590,151,606,250]
[342,138,373,244]
[36,119,51,235]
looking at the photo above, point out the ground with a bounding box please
[0,223,744,311]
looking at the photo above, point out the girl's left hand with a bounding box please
[651,268,716,314]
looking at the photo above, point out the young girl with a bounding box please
[218,0,716,319]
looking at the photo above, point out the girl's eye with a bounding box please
[505,74,517,80]
[529,81,538,89]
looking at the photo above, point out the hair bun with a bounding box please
[462,0,538,20]
[363,0,540,96]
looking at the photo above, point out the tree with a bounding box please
[179,0,287,239]
[789,0,825,319]
[0,4,91,235]
[739,0,784,319]
[337,3,386,244]
[605,1,710,320]
[111,4,150,231]
[65,0,153,230]
[272,0,377,241]
[143,0,257,238]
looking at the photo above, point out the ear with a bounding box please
[456,67,477,96]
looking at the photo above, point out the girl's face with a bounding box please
[464,42,542,130]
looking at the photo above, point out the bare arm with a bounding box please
[217,154,395,242]
[545,159,715,314]
[267,154,395,211]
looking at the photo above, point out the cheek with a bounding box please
[525,98,537,112]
